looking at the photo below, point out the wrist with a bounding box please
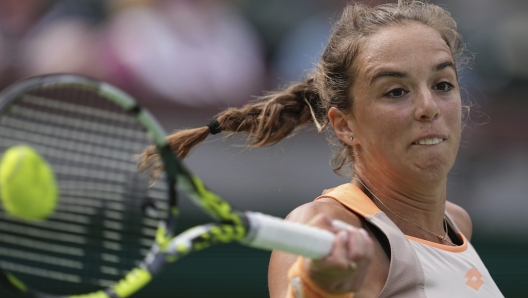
[287,257,354,298]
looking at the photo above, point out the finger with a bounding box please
[348,228,371,250]
[358,228,370,239]
[320,229,348,262]
[323,228,364,273]
[346,228,373,267]
[329,226,365,259]
[341,228,363,260]
[306,228,347,271]
[331,219,355,231]
[331,220,355,240]
[332,229,349,256]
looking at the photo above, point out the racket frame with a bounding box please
[0,74,336,298]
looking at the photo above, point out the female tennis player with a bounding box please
[141,0,504,297]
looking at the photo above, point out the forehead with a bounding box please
[357,22,453,78]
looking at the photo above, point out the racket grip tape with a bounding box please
[241,212,335,260]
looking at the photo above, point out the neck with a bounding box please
[352,168,448,243]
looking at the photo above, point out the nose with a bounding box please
[414,87,439,121]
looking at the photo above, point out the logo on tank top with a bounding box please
[465,267,484,290]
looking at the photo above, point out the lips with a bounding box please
[412,137,445,145]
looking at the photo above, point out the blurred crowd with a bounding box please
[1,0,527,108]
[0,0,344,107]
[0,0,265,106]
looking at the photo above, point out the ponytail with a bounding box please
[138,78,323,177]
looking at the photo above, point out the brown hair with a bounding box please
[139,0,467,177]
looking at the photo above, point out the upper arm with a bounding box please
[267,200,363,298]
[446,201,473,241]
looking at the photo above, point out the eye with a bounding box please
[385,88,407,98]
[434,82,454,92]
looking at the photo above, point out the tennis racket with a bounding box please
[0,74,336,298]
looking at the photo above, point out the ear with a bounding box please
[328,107,359,146]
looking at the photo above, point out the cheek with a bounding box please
[364,105,410,134]
[358,104,411,151]
[440,98,462,159]
[443,98,463,130]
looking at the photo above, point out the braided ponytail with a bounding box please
[218,77,323,147]
[138,78,323,177]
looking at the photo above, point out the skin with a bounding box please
[268,22,473,298]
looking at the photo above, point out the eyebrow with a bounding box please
[369,70,407,85]
[434,61,456,72]
[369,60,456,85]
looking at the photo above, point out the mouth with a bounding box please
[411,137,445,145]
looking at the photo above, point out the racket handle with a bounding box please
[241,211,335,260]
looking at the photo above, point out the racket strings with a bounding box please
[0,86,169,294]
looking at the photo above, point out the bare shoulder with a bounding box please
[285,198,363,228]
[446,201,473,240]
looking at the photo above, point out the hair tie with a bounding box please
[207,119,222,135]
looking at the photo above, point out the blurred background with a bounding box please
[0,0,527,296]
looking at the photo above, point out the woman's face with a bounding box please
[349,22,462,183]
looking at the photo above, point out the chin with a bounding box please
[409,155,455,180]
[410,147,457,174]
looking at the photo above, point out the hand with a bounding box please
[304,214,373,293]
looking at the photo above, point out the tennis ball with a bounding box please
[0,145,58,220]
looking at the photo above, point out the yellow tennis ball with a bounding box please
[0,145,58,220]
